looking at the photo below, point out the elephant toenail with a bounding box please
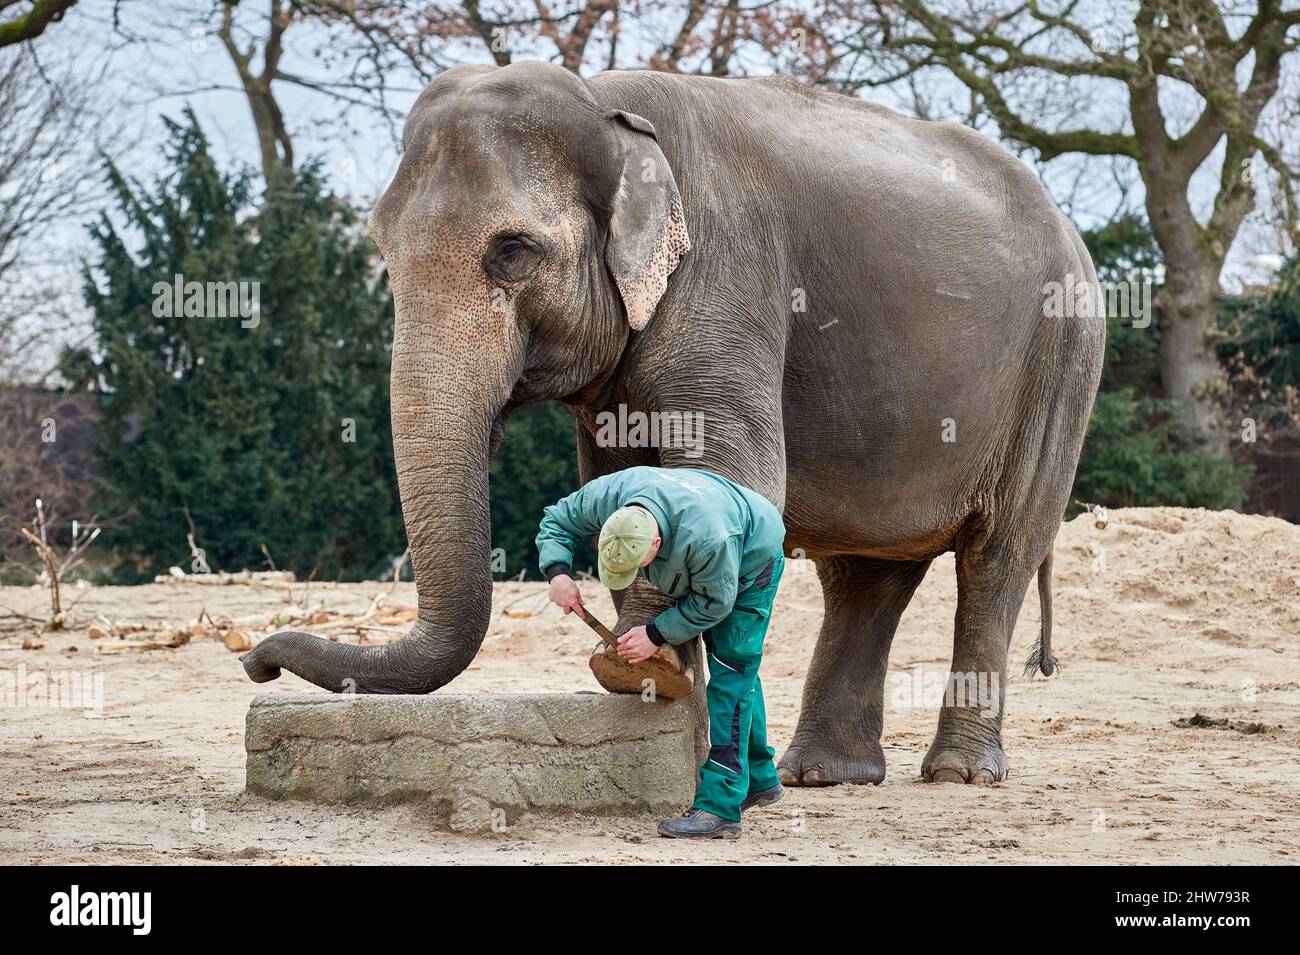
[928,768,968,784]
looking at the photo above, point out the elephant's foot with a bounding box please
[921,727,1008,784]
[777,734,886,787]
[588,643,695,700]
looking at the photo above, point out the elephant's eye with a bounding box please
[485,233,543,283]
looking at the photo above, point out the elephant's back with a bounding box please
[593,70,1081,295]
[596,73,1046,203]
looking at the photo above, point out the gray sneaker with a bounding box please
[657,809,742,839]
[740,783,785,812]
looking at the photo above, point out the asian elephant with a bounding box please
[243,60,1104,786]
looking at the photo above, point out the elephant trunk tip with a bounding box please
[241,629,359,692]
[240,645,282,684]
[238,625,482,695]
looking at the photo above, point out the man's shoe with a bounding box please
[657,809,742,839]
[741,783,785,812]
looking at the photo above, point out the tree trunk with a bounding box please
[218,1,292,186]
[1141,145,1229,457]
[1156,266,1227,455]
[246,80,292,183]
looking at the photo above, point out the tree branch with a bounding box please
[0,0,77,48]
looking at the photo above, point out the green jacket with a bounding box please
[535,466,786,646]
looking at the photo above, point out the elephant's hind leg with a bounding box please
[778,556,931,787]
[921,530,1042,785]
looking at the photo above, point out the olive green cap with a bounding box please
[598,506,656,591]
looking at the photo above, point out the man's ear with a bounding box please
[603,110,691,332]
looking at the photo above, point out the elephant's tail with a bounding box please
[1023,551,1058,677]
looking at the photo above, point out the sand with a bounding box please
[1,506,1296,864]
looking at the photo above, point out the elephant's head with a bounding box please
[242,62,690,693]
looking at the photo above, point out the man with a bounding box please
[536,465,787,839]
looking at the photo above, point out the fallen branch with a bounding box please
[154,568,297,586]
[0,604,43,623]
[95,628,191,653]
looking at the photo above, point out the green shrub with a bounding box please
[1073,389,1249,511]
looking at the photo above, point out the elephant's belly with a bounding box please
[780,450,977,561]
[778,378,1009,561]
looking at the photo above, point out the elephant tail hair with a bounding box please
[1023,550,1058,678]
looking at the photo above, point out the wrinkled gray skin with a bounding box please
[243,61,1104,786]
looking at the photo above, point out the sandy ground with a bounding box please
[1,506,1297,865]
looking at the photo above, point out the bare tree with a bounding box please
[800,0,1300,454]
[18,498,100,626]
[0,49,111,381]
[217,0,294,180]
[0,51,113,568]
[0,385,96,564]
[116,0,658,182]
[90,1,776,187]
[285,0,775,113]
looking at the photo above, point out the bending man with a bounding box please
[536,465,787,839]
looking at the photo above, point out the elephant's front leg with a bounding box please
[596,577,710,764]
[921,541,1037,784]
[591,576,697,701]
[780,556,930,786]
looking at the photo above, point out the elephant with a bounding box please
[242,60,1105,787]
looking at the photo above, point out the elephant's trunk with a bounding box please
[242,306,503,694]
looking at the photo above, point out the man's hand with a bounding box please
[617,625,656,665]
[548,573,584,615]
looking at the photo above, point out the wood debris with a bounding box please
[95,627,191,653]
[72,591,418,655]
[153,568,297,587]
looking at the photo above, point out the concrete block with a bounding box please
[245,692,696,832]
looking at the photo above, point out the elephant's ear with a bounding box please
[603,110,691,332]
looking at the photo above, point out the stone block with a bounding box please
[245,692,696,832]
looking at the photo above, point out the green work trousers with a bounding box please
[691,554,784,822]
